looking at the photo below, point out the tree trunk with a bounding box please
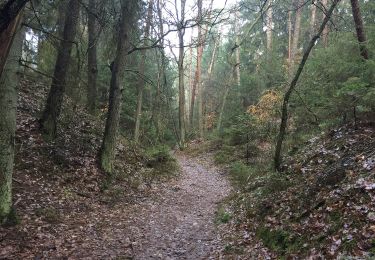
[274,0,341,171]
[0,2,23,75]
[0,0,28,34]
[321,0,329,47]
[155,0,166,140]
[189,51,196,128]
[217,86,229,133]
[208,33,220,78]
[39,0,80,140]
[266,1,273,53]
[196,0,204,138]
[134,0,153,143]
[290,0,303,71]
[309,2,316,38]
[350,0,369,60]
[99,0,137,174]
[87,0,98,113]
[178,0,187,148]
[235,11,241,88]
[186,44,193,130]
[287,8,292,71]
[0,10,23,223]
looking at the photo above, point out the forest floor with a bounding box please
[123,151,231,259]
[1,151,231,259]
[0,77,232,259]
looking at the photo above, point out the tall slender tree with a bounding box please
[266,0,273,52]
[290,0,303,71]
[321,0,329,47]
[134,0,154,143]
[99,0,138,173]
[39,0,80,139]
[87,0,98,113]
[177,0,187,148]
[309,1,317,38]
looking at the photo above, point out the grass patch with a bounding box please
[214,145,237,164]
[216,206,232,224]
[228,161,253,187]
[146,145,179,178]
[256,226,305,255]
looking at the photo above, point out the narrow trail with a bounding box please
[1,152,231,259]
[127,152,231,259]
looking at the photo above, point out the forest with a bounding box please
[0,0,374,258]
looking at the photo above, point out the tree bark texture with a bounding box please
[87,0,98,113]
[0,2,22,75]
[134,0,153,143]
[287,9,292,71]
[290,0,303,71]
[39,0,80,140]
[177,0,187,148]
[0,11,23,223]
[99,0,137,173]
[266,1,273,52]
[309,2,316,38]
[0,0,28,34]
[274,0,341,171]
[350,0,369,60]
[321,0,329,47]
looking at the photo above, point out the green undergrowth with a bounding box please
[145,144,179,178]
[215,205,232,224]
[256,226,306,255]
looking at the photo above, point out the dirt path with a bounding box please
[127,152,231,259]
[1,152,231,259]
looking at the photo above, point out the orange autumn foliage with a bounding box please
[247,90,282,122]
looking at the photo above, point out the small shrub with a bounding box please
[146,145,178,177]
[214,145,237,164]
[229,161,252,186]
[256,226,304,254]
[216,206,232,224]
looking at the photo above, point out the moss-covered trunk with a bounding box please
[0,12,23,223]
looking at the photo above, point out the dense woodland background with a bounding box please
[0,0,374,258]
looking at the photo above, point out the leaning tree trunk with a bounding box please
[99,0,137,174]
[134,0,153,143]
[39,0,80,140]
[0,10,23,223]
[0,0,28,34]
[350,0,369,60]
[87,0,98,113]
[274,0,341,171]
